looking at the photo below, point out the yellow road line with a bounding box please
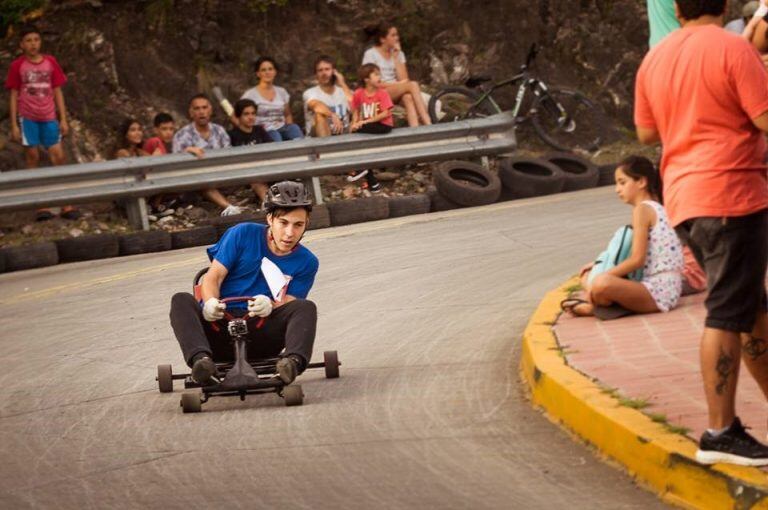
[2,189,607,304]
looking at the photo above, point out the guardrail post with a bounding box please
[125,197,149,231]
[305,176,324,205]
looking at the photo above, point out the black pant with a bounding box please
[169,292,317,369]
[357,122,392,134]
[675,209,768,333]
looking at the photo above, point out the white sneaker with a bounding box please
[346,170,369,182]
[221,205,244,216]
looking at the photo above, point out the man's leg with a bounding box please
[255,299,317,383]
[169,292,216,365]
[312,114,331,138]
[47,142,66,166]
[202,188,232,209]
[741,304,768,400]
[701,328,741,429]
[24,146,40,168]
[250,182,268,205]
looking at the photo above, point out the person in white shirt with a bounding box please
[302,55,353,137]
[361,22,431,127]
[239,56,304,142]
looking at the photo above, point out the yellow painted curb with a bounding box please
[520,278,768,510]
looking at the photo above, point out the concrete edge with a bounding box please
[519,278,768,510]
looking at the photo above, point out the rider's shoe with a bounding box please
[276,355,300,384]
[191,354,216,385]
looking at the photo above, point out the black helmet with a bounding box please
[265,180,313,212]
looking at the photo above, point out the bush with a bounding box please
[0,0,46,34]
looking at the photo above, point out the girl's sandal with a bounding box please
[560,298,593,317]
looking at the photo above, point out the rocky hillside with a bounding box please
[0,0,671,169]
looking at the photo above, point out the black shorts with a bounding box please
[675,209,768,333]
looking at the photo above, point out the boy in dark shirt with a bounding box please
[228,98,273,205]
[228,99,272,146]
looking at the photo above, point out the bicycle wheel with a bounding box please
[531,88,607,153]
[428,87,501,124]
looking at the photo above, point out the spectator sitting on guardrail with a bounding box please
[5,24,80,221]
[564,156,683,319]
[112,118,148,158]
[303,55,352,137]
[635,0,768,466]
[346,63,393,193]
[239,57,303,142]
[143,112,175,156]
[173,93,243,217]
[228,98,272,207]
[362,22,431,127]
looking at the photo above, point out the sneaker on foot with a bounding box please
[276,356,300,384]
[221,204,244,216]
[191,355,216,385]
[35,209,54,221]
[346,170,369,182]
[60,206,81,220]
[368,181,382,193]
[696,417,768,466]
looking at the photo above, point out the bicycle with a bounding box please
[428,44,608,153]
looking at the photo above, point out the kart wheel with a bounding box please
[180,392,202,413]
[324,350,340,379]
[283,384,304,406]
[157,364,173,393]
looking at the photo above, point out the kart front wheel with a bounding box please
[180,392,202,413]
[157,364,173,393]
[283,384,304,406]
[324,350,340,379]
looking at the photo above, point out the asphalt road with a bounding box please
[0,187,668,509]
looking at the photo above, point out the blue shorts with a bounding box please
[20,117,61,148]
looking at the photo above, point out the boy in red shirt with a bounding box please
[346,63,393,192]
[143,112,175,155]
[5,25,78,220]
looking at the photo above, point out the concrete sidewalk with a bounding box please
[521,280,768,510]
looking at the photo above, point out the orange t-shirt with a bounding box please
[634,24,768,226]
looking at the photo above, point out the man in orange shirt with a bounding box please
[635,0,768,466]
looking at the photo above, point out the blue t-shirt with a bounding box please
[206,223,319,309]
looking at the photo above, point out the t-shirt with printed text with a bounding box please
[350,88,394,127]
[634,25,768,226]
[207,223,319,310]
[302,85,350,134]
[4,55,67,122]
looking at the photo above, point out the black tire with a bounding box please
[544,152,599,191]
[2,242,59,272]
[498,157,565,199]
[428,86,501,124]
[327,196,389,226]
[180,392,202,413]
[157,364,173,393]
[597,163,617,187]
[387,194,431,218]
[119,230,172,256]
[283,384,304,406]
[307,204,331,230]
[0,249,6,273]
[426,185,462,212]
[56,234,119,263]
[433,160,501,206]
[171,226,217,249]
[324,350,340,379]
[532,88,608,153]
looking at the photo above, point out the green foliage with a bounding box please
[1,0,46,33]
[565,283,583,294]
[248,0,288,13]
[617,396,649,410]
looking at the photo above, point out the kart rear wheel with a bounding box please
[283,384,304,406]
[157,364,173,393]
[324,350,340,379]
[180,392,202,413]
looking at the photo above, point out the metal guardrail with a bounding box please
[0,113,516,229]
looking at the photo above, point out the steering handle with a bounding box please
[219,296,266,326]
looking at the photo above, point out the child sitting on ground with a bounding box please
[565,155,684,317]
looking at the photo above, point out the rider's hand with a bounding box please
[247,294,273,318]
[202,297,226,321]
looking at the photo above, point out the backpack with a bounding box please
[587,225,644,285]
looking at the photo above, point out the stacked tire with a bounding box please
[1,242,59,272]
[497,153,600,200]
[429,160,501,212]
